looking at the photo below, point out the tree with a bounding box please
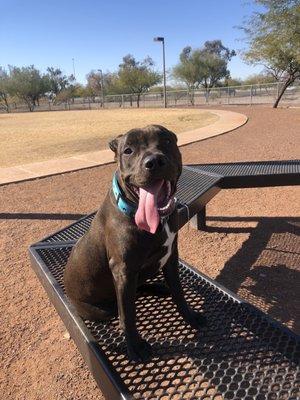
[54,82,82,105]
[45,67,70,100]
[117,55,161,107]
[103,72,125,95]
[8,65,50,111]
[241,73,277,97]
[172,46,202,97]
[86,70,103,101]
[199,41,236,94]
[242,73,276,85]
[241,0,300,108]
[224,77,243,86]
[173,40,236,102]
[0,67,10,113]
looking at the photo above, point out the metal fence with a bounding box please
[1,82,300,113]
[103,82,300,109]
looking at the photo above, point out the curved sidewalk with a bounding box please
[0,109,247,186]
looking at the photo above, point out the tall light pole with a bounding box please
[153,36,167,108]
[98,69,105,108]
[72,58,76,80]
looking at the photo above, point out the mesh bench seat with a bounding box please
[29,161,300,400]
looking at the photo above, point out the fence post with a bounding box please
[250,85,253,105]
[227,87,230,104]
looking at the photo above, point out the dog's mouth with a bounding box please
[127,180,176,234]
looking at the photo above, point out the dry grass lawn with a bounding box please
[0,108,218,167]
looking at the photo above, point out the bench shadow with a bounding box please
[207,216,300,334]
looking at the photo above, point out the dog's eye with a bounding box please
[124,147,133,155]
[165,139,171,145]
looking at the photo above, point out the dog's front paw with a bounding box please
[126,335,152,362]
[184,308,207,330]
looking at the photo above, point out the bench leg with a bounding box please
[190,207,206,230]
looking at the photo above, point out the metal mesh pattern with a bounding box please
[188,160,300,177]
[35,245,300,400]
[43,213,95,242]
[176,169,220,206]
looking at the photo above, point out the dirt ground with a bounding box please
[0,108,218,167]
[0,106,299,400]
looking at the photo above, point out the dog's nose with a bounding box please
[144,154,167,170]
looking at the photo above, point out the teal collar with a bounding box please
[112,173,137,218]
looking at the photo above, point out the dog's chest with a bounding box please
[159,223,176,268]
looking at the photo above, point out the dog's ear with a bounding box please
[163,127,178,143]
[169,130,178,143]
[109,134,123,154]
[153,125,178,143]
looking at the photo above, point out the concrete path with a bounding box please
[0,109,247,186]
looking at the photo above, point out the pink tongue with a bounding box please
[135,180,164,234]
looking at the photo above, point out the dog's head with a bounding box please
[109,125,182,233]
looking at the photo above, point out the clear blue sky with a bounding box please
[0,0,263,84]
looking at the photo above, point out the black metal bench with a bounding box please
[29,160,300,400]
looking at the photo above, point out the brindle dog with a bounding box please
[64,125,206,361]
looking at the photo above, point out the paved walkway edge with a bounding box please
[0,109,247,186]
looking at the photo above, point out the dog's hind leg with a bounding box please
[72,300,117,322]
